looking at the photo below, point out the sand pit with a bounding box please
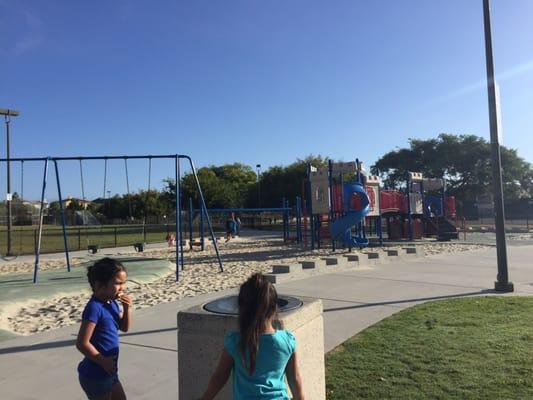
[0,238,488,337]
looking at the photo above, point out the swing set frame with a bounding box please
[0,154,223,283]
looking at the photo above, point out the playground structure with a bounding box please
[0,152,459,283]
[306,160,372,250]
[185,202,293,250]
[0,154,223,283]
[300,160,458,249]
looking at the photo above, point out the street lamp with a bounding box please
[482,0,513,292]
[256,164,261,208]
[1,108,20,256]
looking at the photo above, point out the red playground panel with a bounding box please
[380,190,408,214]
[445,196,456,218]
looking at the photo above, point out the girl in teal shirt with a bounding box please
[201,273,305,399]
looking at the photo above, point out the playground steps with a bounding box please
[265,247,423,284]
[342,253,375,267]
[403,247,425,257]
[272,263,303,274]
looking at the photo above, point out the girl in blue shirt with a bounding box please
[201,273,305,400]
[76,258,133,400]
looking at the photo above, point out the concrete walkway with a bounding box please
[1,245,532,399]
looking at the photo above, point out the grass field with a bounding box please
[325,296,533,399]
[0,223,227,255]
[0,218,293,255]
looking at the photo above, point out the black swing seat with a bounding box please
[88,245,100,254]
[133,242,145,252]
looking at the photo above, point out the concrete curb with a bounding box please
[265,247,423,284]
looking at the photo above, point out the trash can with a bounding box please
[177,294,325,399]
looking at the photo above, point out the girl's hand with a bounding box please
[118,293,133,308]
[97,355,117,376]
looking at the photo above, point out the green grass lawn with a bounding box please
[0,224,227,255]
[0,222,290,255]
[325,296,533,399]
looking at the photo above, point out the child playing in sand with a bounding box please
[166,233,176,247]
[76,258,133,400]
[200,273,305,400]
[225,212,237,242]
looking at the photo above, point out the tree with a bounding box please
[259,155,329,208]
[164,163,257,209]
[371,134,533,210]
[67,199,85,211]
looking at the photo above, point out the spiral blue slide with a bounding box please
[329,183,370,247]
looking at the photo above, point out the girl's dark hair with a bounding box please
[87,258,126,290]
[238,273,278,374]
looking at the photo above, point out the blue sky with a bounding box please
[1,0,532,200]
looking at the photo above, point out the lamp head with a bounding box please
[0,109,20,117]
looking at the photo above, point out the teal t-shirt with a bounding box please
[224,329,296,400]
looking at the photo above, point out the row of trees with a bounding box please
[35,134,532,221]
[371,134,533,214]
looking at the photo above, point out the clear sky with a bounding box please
[1,0,532,200]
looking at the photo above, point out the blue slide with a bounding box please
[330,183,371,247]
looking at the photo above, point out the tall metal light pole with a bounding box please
[482,0,513,292]
[0,108,20,257]
[256,164,261,208]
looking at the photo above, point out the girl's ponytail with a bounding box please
[238,273,278,374]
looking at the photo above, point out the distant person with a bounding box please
[225,212,236,242]
[76,258,133,400]
[235,216,242,236]
[166,233,176,247]
[200,273,305,400]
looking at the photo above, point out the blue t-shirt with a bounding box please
[224,329,296,400]
[77,296,121,379]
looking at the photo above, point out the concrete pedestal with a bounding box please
[178,296,325,399]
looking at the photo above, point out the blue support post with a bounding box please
[33,158,49,283]
[296,196,302,243]
[419,179,425,236]
[306,163,314,249]
[310,214,316,250]
[178,161,184,270]
[199,198,204,251]
[282,198,287,241]
[182,156,223,272]
[407,174,413,241]
[328,160,335,251]
[175,157,180,280]
[53,159,71,273]
[316,214,322,249]
[440,179,446,218]
[378,215,383,246]
[188,197,193,244]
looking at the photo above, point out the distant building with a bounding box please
[22,200,49,211]
[49,196,92,210]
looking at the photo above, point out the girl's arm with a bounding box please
[76,320,116,375]
[286,351,305,400]
[200,349,234,400]
[118,293,133,332]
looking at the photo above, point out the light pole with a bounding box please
[1,108,20,256]
[256,164,261,208]
[482,0,513,292]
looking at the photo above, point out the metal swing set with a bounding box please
[0,154,224,283]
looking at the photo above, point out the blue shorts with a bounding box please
[79,374,119,399]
